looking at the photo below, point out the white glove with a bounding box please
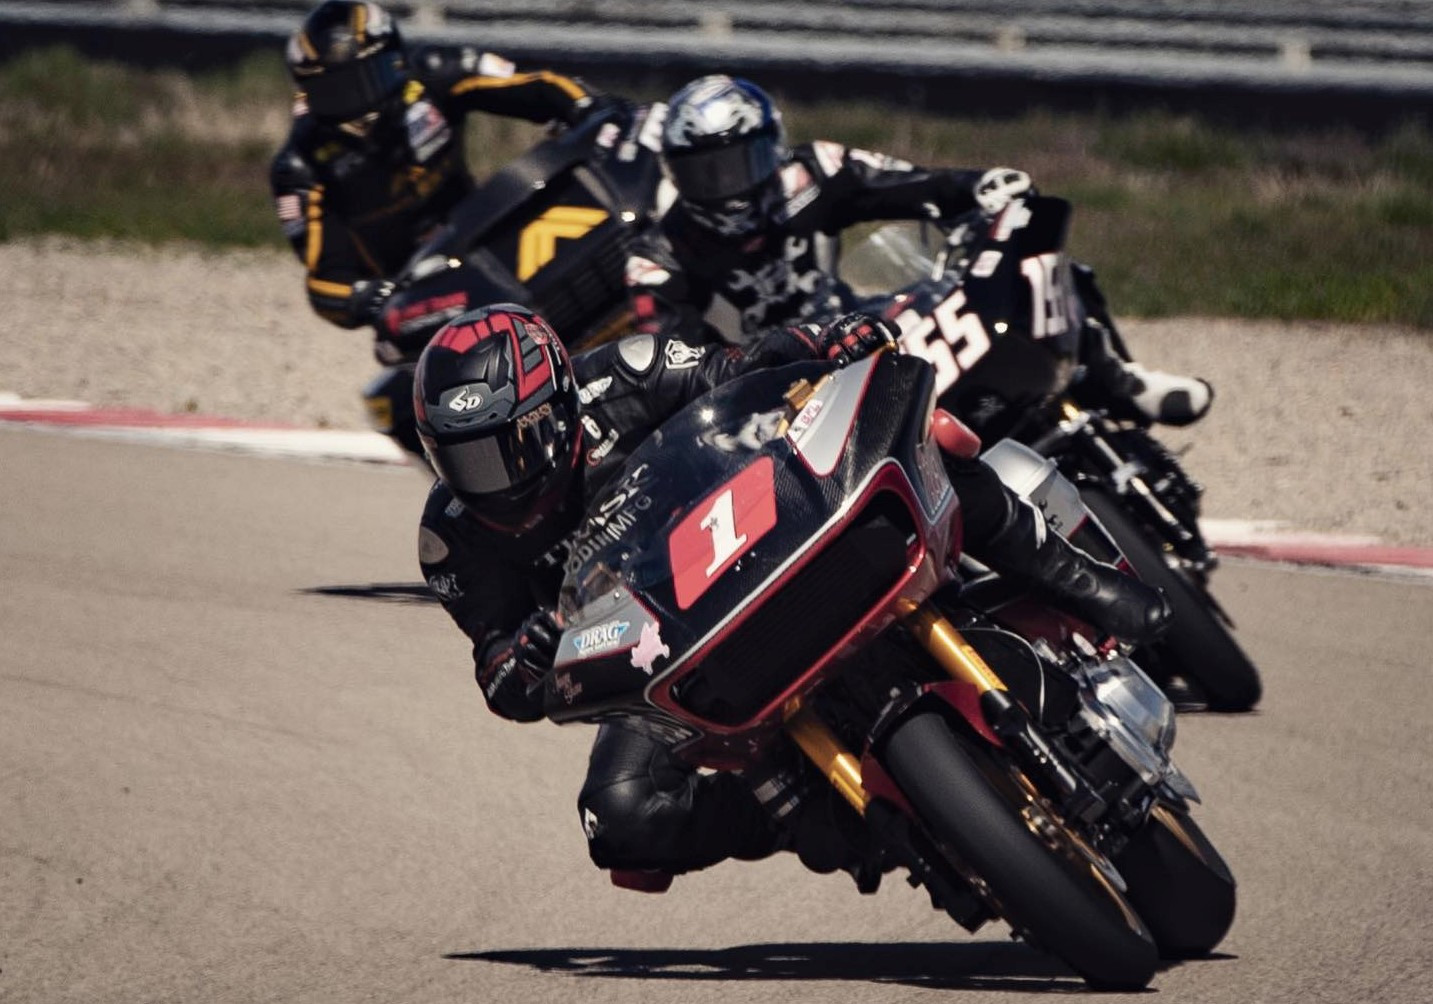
[974,167,1034,214]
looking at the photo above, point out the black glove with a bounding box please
[475,609,562,723]
[815,313,901,367]
[348,278,396,327]
[567,90,632,127]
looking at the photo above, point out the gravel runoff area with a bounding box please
[2,237,1430,546]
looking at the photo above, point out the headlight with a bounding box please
[1084,655,1177,753]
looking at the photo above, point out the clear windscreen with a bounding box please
[838,221,947,296]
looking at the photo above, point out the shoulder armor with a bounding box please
[616,334,658,374]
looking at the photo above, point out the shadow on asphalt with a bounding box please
[445,940,1141,993]
[299,583,438,604]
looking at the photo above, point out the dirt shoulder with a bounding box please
[1,238,1429,545]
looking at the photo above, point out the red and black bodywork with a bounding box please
[547,352,960,765]
[542,348,1233,989]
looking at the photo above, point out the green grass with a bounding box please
[4,46,1432,327]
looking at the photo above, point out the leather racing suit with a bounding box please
[625,140,985,345]
[419,327,833,876]
[271,44,599,341]
[417,322,1123,879]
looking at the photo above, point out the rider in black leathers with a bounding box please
[269,0,610,361]
[415,303,1170,886]
[628,75,1213,427]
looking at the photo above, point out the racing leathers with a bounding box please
[419,323,1168,881]
[627,140,1213,425]
[625,140,986,345]
[419,325,846,877]
[271,44,601,343]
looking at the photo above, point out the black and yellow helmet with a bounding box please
[285,1,408,122]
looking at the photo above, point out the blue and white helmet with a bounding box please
[661,75,787,234]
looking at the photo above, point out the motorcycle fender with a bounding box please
[857,750,916,817]
[869,684,1004,754]
[921,681,1004,748]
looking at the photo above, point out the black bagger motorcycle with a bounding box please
[361,101,667,461]
[839,198,1262,711]
[543,351,1236,990]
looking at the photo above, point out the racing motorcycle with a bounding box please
[837,198,1262,712]
[362,101,668,460]
[544,351,1236,990]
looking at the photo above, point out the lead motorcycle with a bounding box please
[837,198,1262,712]
[362,101,668,461]
[544,350,1236,990]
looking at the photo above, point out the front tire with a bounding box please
[1115,803,1236,959]
[881,711,1158,990]
[1081,487,1262,711]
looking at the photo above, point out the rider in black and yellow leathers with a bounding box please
[270,0,607,354]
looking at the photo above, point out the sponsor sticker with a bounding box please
[571,619,632,657]
[578,376,613,405]
[629,621,671,675]
[663,339,706,370]
[426,572,462,601]
[970,249,1004,278]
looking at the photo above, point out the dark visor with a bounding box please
[421,401,574,500]
[665,138,783,201]
[302,50,405,121]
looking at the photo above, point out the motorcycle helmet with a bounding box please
[286,0,408,124]
[414,304,582,532]
[661,75,787,236]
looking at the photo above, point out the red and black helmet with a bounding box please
[414,304,581,532]
[286,1,408,123]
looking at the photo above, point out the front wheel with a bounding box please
[1081,487,1262,711]
[881,711,1158,990]
[1115,803,1237,959]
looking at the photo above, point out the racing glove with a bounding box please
[973,167,1034,214]
[348,278,397,327]
[814,313,901,367]
[475,608,562,722]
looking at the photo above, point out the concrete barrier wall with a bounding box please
[3,0,1431,124]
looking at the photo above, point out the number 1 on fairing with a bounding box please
[700,489,748,576]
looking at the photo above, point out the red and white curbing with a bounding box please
[3,394,1430,577]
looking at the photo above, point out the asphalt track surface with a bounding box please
[3,428,1431,1003]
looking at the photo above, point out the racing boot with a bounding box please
[981,496,1172,646]
[1080,319,1213,427]
[748,754,888,893]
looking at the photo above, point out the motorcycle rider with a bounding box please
[626,74,1213,427]
[270,0,613,351]
[416,302,1170,888]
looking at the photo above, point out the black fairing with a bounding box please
[879,197,1084,442]
[546,353,953,735]
[374,105,666,361]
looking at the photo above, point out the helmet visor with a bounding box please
[302,49,406,121]
[665,138,783,201]
[422,398,576,503]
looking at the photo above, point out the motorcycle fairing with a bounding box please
[549,354,963,765]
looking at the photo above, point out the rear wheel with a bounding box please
[1081,487,1262,711]
[1115,803,1237,959]
[881,711,1158,990]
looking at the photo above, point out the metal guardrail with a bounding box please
[4,0,1433,117]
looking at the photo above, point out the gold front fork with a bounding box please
[782,601,1006,815]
